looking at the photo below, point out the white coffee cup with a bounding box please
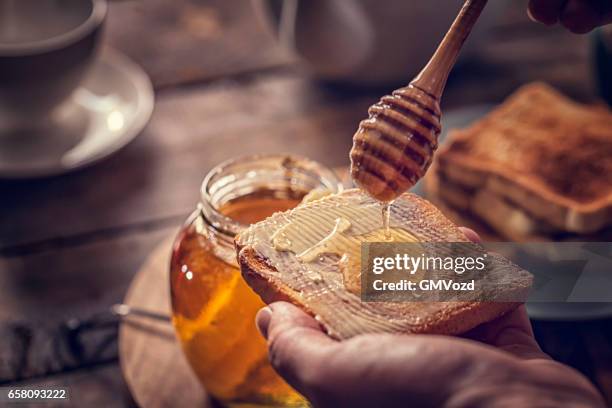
[0,0,107,130]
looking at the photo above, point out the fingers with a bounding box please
[256,302,336,392]
[463,305,547,360]
[458,226,481,243]
[455,228,544,358]
[529,0,612,33]
[560,0,611,33]
[528,0,567,25]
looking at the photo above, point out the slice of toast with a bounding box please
[235,189,531,340]
[425,162,612,242]
[436,82,612,234]
[425,162,556,241]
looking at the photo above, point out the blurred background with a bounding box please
[0,0,611,406]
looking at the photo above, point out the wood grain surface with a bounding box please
[1,0,611,406]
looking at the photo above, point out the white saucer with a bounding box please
[0,48,154,178]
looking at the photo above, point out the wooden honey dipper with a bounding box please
[350,0,488,202]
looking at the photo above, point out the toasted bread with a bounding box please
[435,82,612,234]
[235,189,531,340]
[426,162,612,241]
[425,163,554,241]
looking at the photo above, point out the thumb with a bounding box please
[256,302,336,391]
[463,305,546,360]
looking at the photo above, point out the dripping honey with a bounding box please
[170,190,307,407]
[381,202,392,239]
[270,198,419,296]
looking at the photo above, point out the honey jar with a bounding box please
[170,155,341,407]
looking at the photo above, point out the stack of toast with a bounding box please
[426,82,612,241]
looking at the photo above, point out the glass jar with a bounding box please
[170,154,341,407]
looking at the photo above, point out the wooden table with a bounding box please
[1,0,610,406]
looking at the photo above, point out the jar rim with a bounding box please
[199,153,343,238]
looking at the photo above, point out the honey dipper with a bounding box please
[350,0,488,202]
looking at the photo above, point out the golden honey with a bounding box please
[169,155,341,407]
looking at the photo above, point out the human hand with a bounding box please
[528,0,612,33]
[254,228,606,407]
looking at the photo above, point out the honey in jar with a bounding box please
[170,155,341,407]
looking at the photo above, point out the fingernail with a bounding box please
[527,8,537,22]
[255,307,272,339]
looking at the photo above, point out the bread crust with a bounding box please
[426,160,612,241]
[238,246,521,338]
